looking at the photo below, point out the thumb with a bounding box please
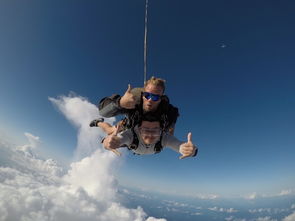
[126,84,132,93]
[114,125,120,136]
[187,132,192,143]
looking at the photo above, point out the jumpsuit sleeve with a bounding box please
[98,94,127,117]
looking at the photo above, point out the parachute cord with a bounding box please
[143,0,149,85]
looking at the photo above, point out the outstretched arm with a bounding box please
[163,132,198,159]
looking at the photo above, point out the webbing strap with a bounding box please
[143,0,149,85]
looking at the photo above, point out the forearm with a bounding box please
[98,94,125,117]
[165,134,198,157]
[164,134,183,153]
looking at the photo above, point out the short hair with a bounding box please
[139,112,162,127]
[141,112,160,122]
[144,76,166,93]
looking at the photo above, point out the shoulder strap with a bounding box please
[128,127,139,150]
[154,133,163,154]
[126,101,144,129]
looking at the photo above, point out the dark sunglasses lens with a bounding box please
[143,92,151,100]
[143,92,160,101]
[151,95,160,101]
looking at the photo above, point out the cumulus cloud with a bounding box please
[256,216,277,221]
[244,189,294,200]
[0,94,166,221]
[19,132,41,150]
[191,212,202,216]
[162,200,189,208]
[225,217,246,221]
[245,192,259,200]
[225,216,234,221]
[249,208,272,214]
[208,207,238,213]
[195,193,219,200]
[146,218,167,221]
[49,94,116,160]
[278,189,293,196]
[249,207,291,215]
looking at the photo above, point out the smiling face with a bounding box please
[139,121,161,144]
[142,83,164,112]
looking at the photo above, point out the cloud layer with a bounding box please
[0,94,165,221]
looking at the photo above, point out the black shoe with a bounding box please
[89,118,104,127]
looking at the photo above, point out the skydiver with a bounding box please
[100,113,198,158]
[92,76,179,135]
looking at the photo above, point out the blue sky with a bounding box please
[0,0,295,199]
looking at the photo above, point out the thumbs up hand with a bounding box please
[119,84,137,109]
[179,132,197,159]
[102,126,122,156]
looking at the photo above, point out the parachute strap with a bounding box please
[154,133,163,154]
[129,127,139,150]
[143,0,149,85]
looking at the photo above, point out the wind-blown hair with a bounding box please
[144,76,166,93]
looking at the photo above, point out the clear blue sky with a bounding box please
[0,0,294,197]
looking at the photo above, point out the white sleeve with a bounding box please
[161,133,184,153]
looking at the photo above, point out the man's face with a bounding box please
[142,84,163,112]
[139,121,161,144]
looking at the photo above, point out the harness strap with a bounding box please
[154,133,163,154]
[143,0,149,84]
[129,127,139,150]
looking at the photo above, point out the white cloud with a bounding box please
[208,207,238,213]
[227,208,238,213]
[23,132,40,148]
[245,192,259,200]
[195,193,219,200]
[225,216,234,221]
[278,189,293,196]
[146,218,167,221]
[0,95,166,221]
[208,206,219,211]
[191,212,202,215]
[256,216,277,221]
[225,217,246,221]
[249,208,272,214]
[244,189,294,200]
[162,199,191,209]
[49,94,116,160]
[283,212,295,221]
